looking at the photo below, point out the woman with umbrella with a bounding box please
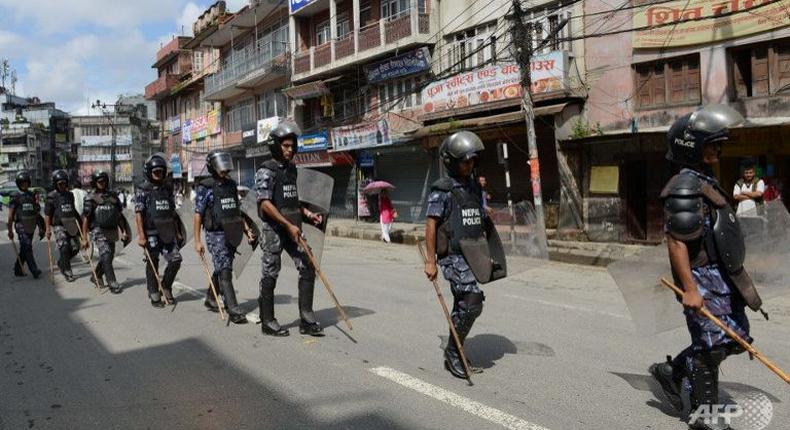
[363,181,397,243]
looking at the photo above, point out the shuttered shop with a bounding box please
[374,145,440,223]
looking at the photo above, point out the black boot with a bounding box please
[259,277,288,336]
[91,262,106,288]
[161,261,180,305]
[149,292,165,308]
[649,355,685,411]
[298,277,323,336]
[688,350,730,430]
[444,292,484,379]
[14,259,26,277]
[204,287,219,312]
[101,255,122,294]
[59,251,75,282]
[219,270,246,324]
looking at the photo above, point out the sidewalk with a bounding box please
[327,218,653,266]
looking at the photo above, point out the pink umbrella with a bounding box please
[363,180,395,194]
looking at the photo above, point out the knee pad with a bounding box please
[259,277,277,294]
[692,347,727,369]
[460,292,484,318]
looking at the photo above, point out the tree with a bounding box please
[10,70,17,95]
[0,59,9,89]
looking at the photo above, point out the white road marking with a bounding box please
[503,294,628,320]
[369,366,551,430]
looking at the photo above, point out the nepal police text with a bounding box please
[283,184,298,199]
[220,198,238,210]
[461,208,482,226]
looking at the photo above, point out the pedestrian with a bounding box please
[134,154,182,308]
[193,149,256,324]
[7,171,44,278]
[649,105,767,430]
[81,171,130,294]
[733,160,765,216]
[118,189,126,209]
[478,175,494,216]
[44,170,81,282]
[379,188,396,243]
[255,121,325,337]
[424,131,488,379]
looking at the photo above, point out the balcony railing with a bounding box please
[144,74,180,100]
[204,39,289,100]
[293,9,431,78]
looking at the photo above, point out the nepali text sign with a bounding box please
[208,110,221,135]
[242,123,257,146]
[298,131,329,152]
[633,0,790,48]
[192,115,209,140]
[167,116,181,135]
[245,145,270,159]
[257,117,280,144]
[365,47,431,83]
[330,119,392,152]
[294,150,332,167]
[182,119,192,144]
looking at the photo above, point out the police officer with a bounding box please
[81,171,130,294]
[44,170,82,282]
[424,131,487,379]
[193,149,256,324]
[649,105,765,430]
[7,171,44,278]
[255,121,324,337]
[134,154,182,308]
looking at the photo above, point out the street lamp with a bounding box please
[91,99,125,189]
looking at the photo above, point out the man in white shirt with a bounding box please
[733,162,765,216]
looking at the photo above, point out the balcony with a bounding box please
[291,9,433,82]
[153,36,191,69]
[145,74,180,100]
[204,40,289,101]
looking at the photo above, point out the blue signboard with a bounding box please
[298,131,329,153]
[365,47,431,83]
[357,151,374,168]
[170,154,182,179]
[290,0,314,13]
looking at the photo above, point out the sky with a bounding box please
[0,0,247,115]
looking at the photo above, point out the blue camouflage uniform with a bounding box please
[83,191,123,261]
[426,177,483,295]
[195,182,234,272]
[254,165,313,281]
[9,191,42,274]
[667,169,751,382]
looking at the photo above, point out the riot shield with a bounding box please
[233,193,261,279]
[608,200,790,335]
[175,195,195,249]
[297,168,333,266]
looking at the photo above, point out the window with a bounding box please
[331,89,358,121]
[382,0,409,20]
[256,91,288,119]
[316,20,331,45]
[360,0,372,26]
[377,76,424,111]
[193,51,204,72]
[445,22,498,73]
[634,56,700,109]
[337,12,351,39]
[731,40,790,99]
[225,99,253,132]
[523,5,573,55]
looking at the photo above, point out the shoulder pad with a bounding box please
[431,177,455,192]
[262,159,280,171]
[199,178,215,188]
[662,174,705,241]
[47,191,58,199]
[138,180,155,192]
[660,172,703,199]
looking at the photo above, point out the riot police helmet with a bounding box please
[91,170,110,188]
[439,130,485,176]
[206,149,233,177]
[52,169,69,189]
[268,120,301,160]
[144,153,168,182]
[666,104,745,166]
[15,170,32,189]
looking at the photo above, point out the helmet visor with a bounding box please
[209,152,234,173]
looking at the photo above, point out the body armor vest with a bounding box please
[261,160,301,228]
[16,192,39,235]
[92,192,120,230]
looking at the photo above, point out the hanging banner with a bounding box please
[171,154,183,179]
[330,119,392,152]
[168,116,181,135]
[192,115,209,140]
[633,0,790,48]
[208,110,221,135]
[257,117,280,144]
[80,135,133,147]
[294,150,332,167]
[290,0,316,13]
[298,131,329,152]
[365,47,431,83]
[182,119,192,144]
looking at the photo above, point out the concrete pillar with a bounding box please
[353,0,361,53]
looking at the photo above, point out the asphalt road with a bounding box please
[0,230,788,430]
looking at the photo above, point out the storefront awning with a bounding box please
[410,103,569,139]
[283,76,341,100]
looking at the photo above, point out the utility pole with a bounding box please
[92,99,125,190]
[510,0,548,258]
